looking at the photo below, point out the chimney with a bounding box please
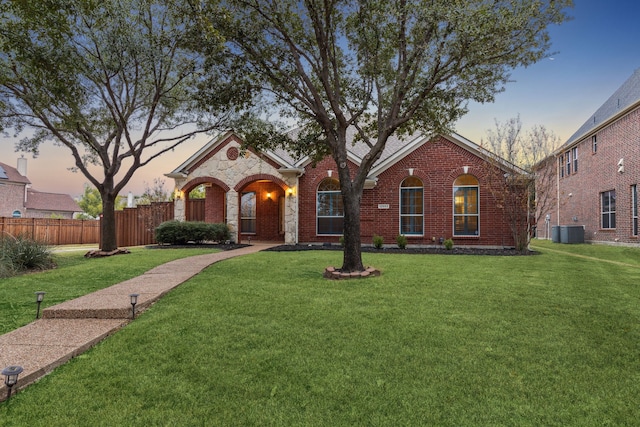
[17,156,27,177]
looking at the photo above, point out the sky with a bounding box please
[1,0,639,198]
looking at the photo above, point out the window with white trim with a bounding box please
[453,175,479,236]
[400,176,423,235]
[601,190,616,229]
[317,178,343,235]
[632,185,638,236]
[592,135,597,153]
[572,147,578,172]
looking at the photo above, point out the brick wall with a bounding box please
[238,181,285,242]
[0,183,25,217]
[552,106,640,243]
[297,136,517,248]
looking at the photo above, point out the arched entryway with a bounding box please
[180,177,230,223]
[235,176,288,242]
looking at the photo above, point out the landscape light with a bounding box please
[35,291,46,319]
[2,365,24,401]
[129,293,139,320]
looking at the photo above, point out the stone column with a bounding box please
[226,189,239,243]
[284,179,299,244]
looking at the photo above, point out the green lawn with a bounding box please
[1,242,639,426]
[0,247,220,335]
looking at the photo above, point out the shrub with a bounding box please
[0,234,55,278]
[443,238,454,250]
[373,234,384,249]
[396,235,408,249]
[155,221,231,245]
[339,235,345,247]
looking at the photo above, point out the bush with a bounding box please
[0,234,55,278]
[155,221,231,245]
[443,238,454,250]
[396,235,408,249]
[372,234,384,249]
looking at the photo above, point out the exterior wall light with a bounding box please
[2,365,24,401]
[129,293,139,319]
[287,187,294,197]
[266,192,272,200]
[35,291,46,319]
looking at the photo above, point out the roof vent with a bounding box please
[0,166,7,179]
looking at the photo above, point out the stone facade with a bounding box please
[167,134,299,244]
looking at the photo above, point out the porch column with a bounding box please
[174,198,186,222]
[226,189,239,243]
[284,181,299,244]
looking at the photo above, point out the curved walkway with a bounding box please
[0,243,277,401]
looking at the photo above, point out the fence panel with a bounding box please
[187,199,205,221]
[0,217,100,245]
[112,201,175,247]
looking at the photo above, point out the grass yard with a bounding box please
[0,247,220,335]
[1,241,639,426]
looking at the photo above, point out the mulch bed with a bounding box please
[265,244,537,256]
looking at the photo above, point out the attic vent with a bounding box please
[0,166,8,179]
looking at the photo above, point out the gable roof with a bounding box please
[25,189,80,213]
[168,127,523,179]
[563,68,640,149]
[0,161,31,185]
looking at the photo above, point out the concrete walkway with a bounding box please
[0,243,277,401]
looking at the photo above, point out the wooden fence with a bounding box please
[2,199,206,247]
[0,217,100,245]
[110,199,205,247]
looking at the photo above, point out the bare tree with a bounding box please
[482,117,561,249]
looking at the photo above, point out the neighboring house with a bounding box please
[537,68,640,244]
[0,158,80,219]
[166,129,524,248]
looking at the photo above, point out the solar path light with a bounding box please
[35,291,46,319]
[2,365,24,401]
[129,293,139,319]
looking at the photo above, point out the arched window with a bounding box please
[453,175,479,236]
[400,176,423,235]
[12,210,22,218]
[317,178,343,235]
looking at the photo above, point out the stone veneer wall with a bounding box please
[171,136,299,244]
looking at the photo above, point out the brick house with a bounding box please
[0,158,80,219]
[537,69,640,244]
[166,129,524,248]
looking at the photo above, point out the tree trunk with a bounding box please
[100,191,118,252]
[340,185,365,273]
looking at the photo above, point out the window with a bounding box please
[317,178,343,235]
[241,191,256,233]
[11,210,21,218]
[592,135,597,153]
[565,150,571,175]
[559,154,564,178]
[453,175,479,236]
[601,190,616,229]
[633,185,638,236]
[572,147,578,172]
[400,177,423,235]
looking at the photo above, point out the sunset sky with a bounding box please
[1,1,639,198]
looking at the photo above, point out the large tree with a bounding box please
[195,0,572,272]
[0,0,246,251]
